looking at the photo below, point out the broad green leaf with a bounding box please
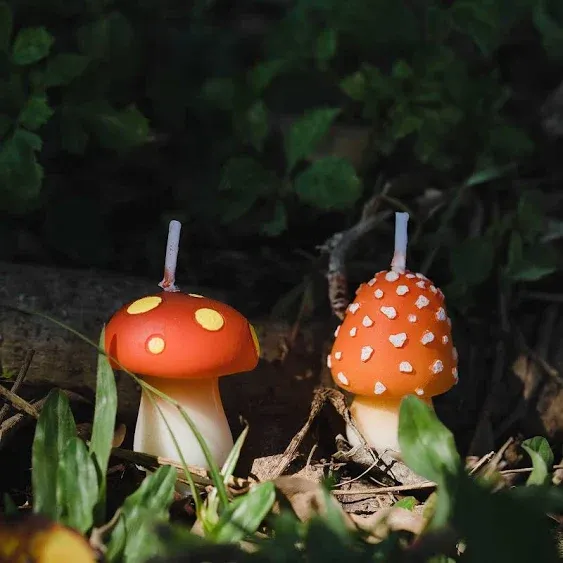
[59,437,99,533]
[284,107,340,172]
[464,163,515,187]
[505,234,558,282]
[521,437,554,486]
[340,70,366,101]
[449,236,495,287]
[106,465,176,562]
[83,102,149,151]
[209,481,276,543]
[262,200,288,236]
[0,2,12,53]
[43,53,89,87]
[399,396,462,483]
[248,59,287,93]
[393,496,417,510]
[315,28,337,68]
[11,27,54,65]
[18,95,54,130]
[218,157,278,223]
[293,156,362,210]
[32,390,77,520]
[235,100,269,151]
[89,329,118,522]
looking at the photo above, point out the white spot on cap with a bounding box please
[367,278,376,286]
[326,355,332,368]
[431,360,444,374]
[430,285,437,293]
[361,346,374,361]
[334,325,340,337]
[416,273,426,279]
[334,351,342,360]
[447,317,452,327]
[349,327,357,337]
[380,306,397,319]
[374,289,384,299]
[374,381,386,394]
[420,331,435,345]
[385,271,399,282]
[415,295,430,309]
[452,347,458,361]
[389,332,407,348]
[399,361,413,373]
[355,285,363,294]
[416,280,426,289]
[348,303,360,314]
[442,335,449,344]
[396,285,409,295]
[452,367,459,382]
[408,314,417,323]
[362,315,374,327]
[436,307,446,321]
[415,388,424,396]
[337,372,349,385]
[406,273,415,278]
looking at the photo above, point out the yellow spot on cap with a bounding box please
[127,296,162,315]
[249,323,261,357]
[146,336,165,354]
[195,308,224,331]
[189,293,204,298]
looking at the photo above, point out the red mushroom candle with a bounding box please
[105,221,260,469]
[328,212,458,453]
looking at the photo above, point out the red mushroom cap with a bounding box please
[328,270,458,399]
[105,292,260,379]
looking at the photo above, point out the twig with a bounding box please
[0,349,34,424]
[158,219,182,292]
[0,384,40,419]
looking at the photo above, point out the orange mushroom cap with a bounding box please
[328,270,458,399]
[105,292,260,379]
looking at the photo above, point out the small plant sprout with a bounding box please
[327,212,459,453]
[104,220,261,469]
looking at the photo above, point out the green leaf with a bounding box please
[315,28,337,69]
[235,100,269,151]
[399,396,462,483]
[521,437,554,486]
[393,496,417,510]
[11,27,54,66]
[82,102,149,151]
[248,59,287,93]
[209,482,276,543]
[59,437,99,533]
[106,465,176,562]
[18,95,54,131]
[0,2,13,53]
[31,390,77,520]
[262,200,288,236]
[284,107,341,173]
[464,163,516,187]
[43,53,89,87]
[89,329,118,522]
[449,236,495,287]
[505,234,558,282]
[218,157,279,223]
[293,156,362,210]
[340,70,366,101]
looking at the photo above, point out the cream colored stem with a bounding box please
[134,376,233,470]
[346,394,433,453]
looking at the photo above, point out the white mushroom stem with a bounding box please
[159,220,182,292]
[390,212,409,273]
[134,375,234,470]
[346,394,433,453]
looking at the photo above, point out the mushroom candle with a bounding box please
[105,221,260,469]
[328,212,458,453]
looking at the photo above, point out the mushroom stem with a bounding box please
[346,394,433,453]
[134,375,234,470]
[390,212,409,273]
[159,220,182,292]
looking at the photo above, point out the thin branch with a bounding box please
[0,349,34,424]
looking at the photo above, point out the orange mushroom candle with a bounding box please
[105,221,260,469]
[328,212,458,453]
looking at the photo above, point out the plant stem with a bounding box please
[159,220,182,292]
[391,212,409,273]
